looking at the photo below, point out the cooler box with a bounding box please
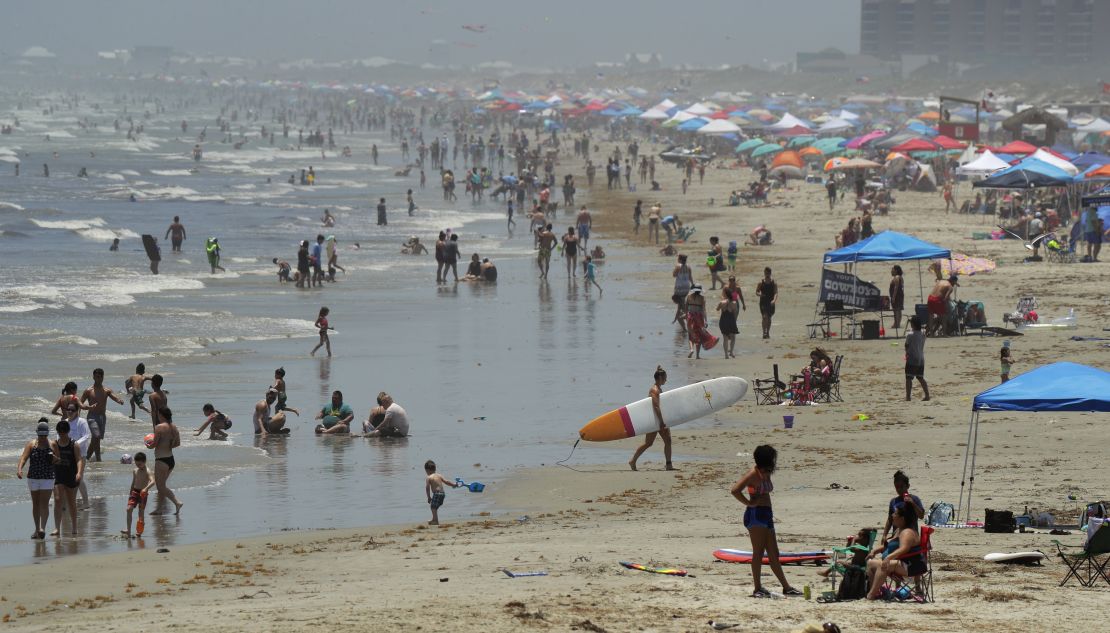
[915,304,929,326]
[861,320,880,340]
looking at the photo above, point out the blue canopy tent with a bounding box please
[820,231,952,332]
[1081,184,1110,206]
[972,159,1072,189]
[957,362,1110,522]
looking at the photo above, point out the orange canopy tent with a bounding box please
[1084,164,1110,179]
[799,146,824,157]
[771,150,804,169]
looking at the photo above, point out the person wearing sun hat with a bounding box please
[685,284,719,359]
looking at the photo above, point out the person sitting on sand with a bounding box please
[364,392,409,438]
[315,390,353,435]
[817,527,875,579]
[254,389,288,436]
[590,245,606,260]
[659,244,677,257]
[462,253,483,281]
[866,501,924,599]
[749,226,773,246]
[480,258,497,282]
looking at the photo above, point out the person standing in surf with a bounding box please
[629,366,672,472]
[164,216,186,253]
[80,368,124,462]
[150,407,183,516]
[731,445,801,599]
[148,374,168,431]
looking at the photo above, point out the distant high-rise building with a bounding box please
[860,0,1110,67]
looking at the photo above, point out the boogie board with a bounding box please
[713,549,829,565]
[579,377,748,442]
[620,561,689,576]
[142,234,161,262]
[983,551,1045,565]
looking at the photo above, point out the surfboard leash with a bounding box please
[555,439,582,471]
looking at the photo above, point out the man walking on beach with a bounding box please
[377,198,388,226]
[756,267,778,340]
[576,206,592,250]
[904,316,930,401]
[537,224,557,279]
[164,216,186,253]
[80,368,123,462]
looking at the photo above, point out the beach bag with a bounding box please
[984,509,1016,533]
[926,501,954,527]
[836,567,867,601]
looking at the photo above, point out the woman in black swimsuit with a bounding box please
[51,419,84,536]
[562,226,579,278]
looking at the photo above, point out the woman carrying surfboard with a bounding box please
[731,445,802,598]
[628,366,672,472]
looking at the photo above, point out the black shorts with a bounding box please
[760,302,775,317]
[905,363,924,378]
[672,293,687,306]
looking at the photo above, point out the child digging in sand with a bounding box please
[122,452,154,538]
[424,460,460,525]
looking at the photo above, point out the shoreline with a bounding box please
[4,141,1110,631]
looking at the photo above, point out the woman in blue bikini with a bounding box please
[731,445,801,598]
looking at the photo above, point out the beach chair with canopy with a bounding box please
[1053,521,1110,587]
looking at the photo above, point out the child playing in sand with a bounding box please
[311,307,332,357]
[424,460,460,525]
[195,403,231,440]
[1000,342,1014,383]
[122,452,154,537]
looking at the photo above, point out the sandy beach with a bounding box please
[3,140,1107,632]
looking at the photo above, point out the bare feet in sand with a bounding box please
[628,460,638,471]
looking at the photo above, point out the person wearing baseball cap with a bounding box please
[16,419,59,539]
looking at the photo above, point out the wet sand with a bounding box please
[2,142,1107,631]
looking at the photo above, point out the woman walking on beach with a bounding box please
[16,418,59,539]
[717,287,740,359]
[685,285,717,359]
[311,307,332,357]
[562,226,579,278]
[628,366,672,471]
[51,419,84,536]
[731,445,801,598]
[889,265,904,331]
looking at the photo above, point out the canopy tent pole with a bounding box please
[917,260,924,304]
[967,411,981,522]
[956,410,978,523]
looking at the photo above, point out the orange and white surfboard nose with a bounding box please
[578,407,635,442]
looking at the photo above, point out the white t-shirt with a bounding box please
[381,403,409,436]
[65,417,91,458]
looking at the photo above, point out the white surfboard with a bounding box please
[579,376,748,441]
[983,551,1045,565]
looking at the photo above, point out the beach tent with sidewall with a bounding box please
[819,231,951,323]
[958,150,1009,177]
[957,362,1110,522]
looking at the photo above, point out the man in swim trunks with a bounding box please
[926,275,957,336]
[537,224,557,279]
[576,206,593,249]
[364,392,409,438]
[148,374,168,431]
[164,216,186,253]
[151,406,183,515]
[80,368,124,462]
[126,363,151,420]
[254,389,287,435]
[273,258,291,283]
[315,390,354,435]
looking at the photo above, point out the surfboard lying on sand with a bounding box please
[983,551,1045,565]
[620,561,689,576]
[579,377,748,442]
[713,549,829,565]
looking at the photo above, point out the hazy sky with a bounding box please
[3,0,859,68]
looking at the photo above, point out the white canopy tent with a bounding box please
[684,102,715,116]
[1029,148,1079,176]
[695,119,742,135]
[639,108,670,121]
[818,118,854,133]
[957,150,1009,176]
[768,112,812,130]
[1077,118,1110,134]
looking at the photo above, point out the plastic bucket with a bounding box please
[783,415,794,429]
[468,482,485,493]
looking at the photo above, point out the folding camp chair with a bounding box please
[752,364,786,405]
[814,355,844,403]
[1044,233,1078,264]
[826,528,878,598]
[1053,521,1110,587]
[885,525,935,603]
[960,301,987,336]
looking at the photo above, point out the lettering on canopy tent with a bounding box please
[819,268,881,310]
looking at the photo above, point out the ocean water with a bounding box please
[0,90,731,566]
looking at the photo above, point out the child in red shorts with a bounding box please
[122,452,154,537]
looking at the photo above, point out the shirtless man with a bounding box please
[125,363,151,420]
[164,216,186,253]
[926,275,958,336]
[529,206,546,249]
[254,389,288,435]
[80,368,123,462]
[150,406,183,515]
[536,223,557,279]
[148,374,167,430]
[576,206,593,250]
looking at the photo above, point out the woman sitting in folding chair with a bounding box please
[865,501,925,600]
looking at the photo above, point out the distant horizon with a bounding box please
[1,0,861,68]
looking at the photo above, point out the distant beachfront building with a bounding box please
[859,0,1110,68]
